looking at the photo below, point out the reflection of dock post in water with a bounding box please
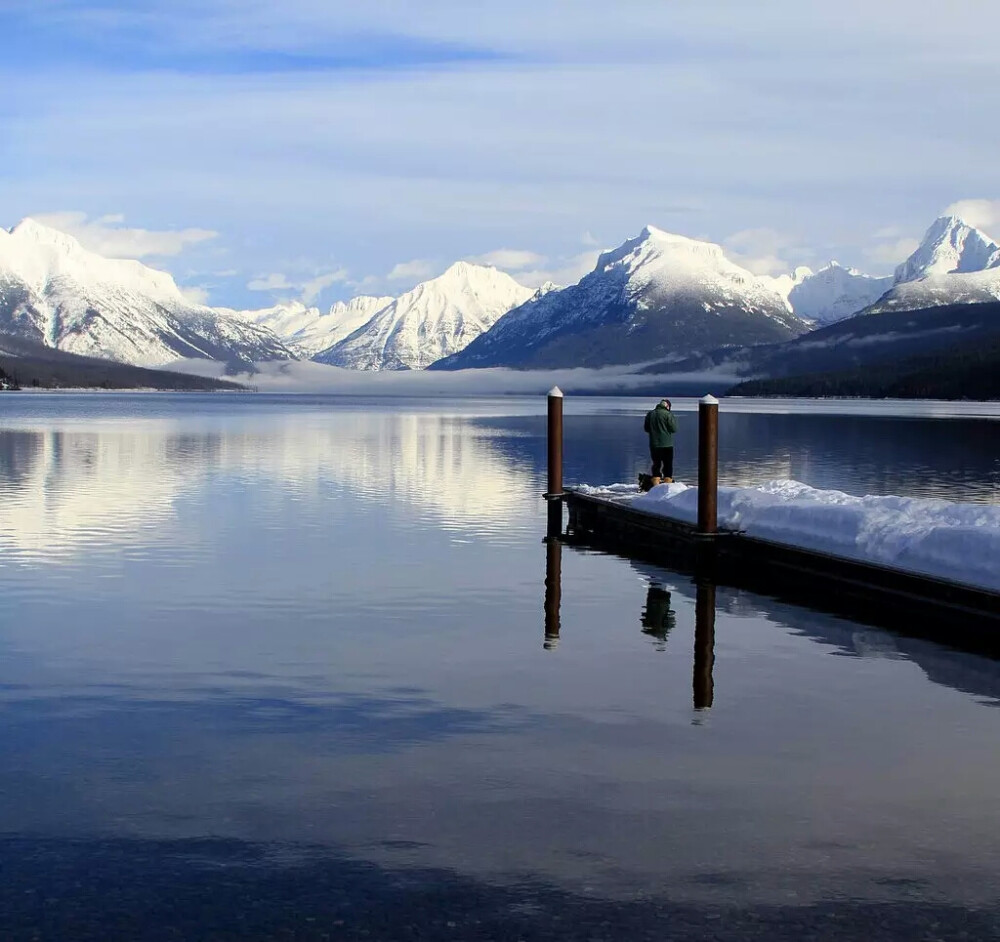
[544,537,562,650]
[693,579,716,710]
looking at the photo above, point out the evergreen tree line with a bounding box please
[728,336,1000,401]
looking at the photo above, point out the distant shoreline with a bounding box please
[2,387,998,420]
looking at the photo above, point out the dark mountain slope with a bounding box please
[0,335,243,390]
[645,300,1000,382]
[728,334,1000,400]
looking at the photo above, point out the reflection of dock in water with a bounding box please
[543,533,717,710]
[543,537,562,651]
[693,581,715,710]
[561,494,1000,656]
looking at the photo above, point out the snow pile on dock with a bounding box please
[580,479,1000,592]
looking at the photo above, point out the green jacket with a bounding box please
[644,403,677,448]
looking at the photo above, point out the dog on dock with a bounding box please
[638,473,673,492]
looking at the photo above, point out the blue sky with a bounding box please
[4,0,1000,308]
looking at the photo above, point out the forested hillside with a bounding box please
[728,337,1000,400]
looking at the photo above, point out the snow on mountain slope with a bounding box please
[761,266,813,304]
[895,215,1000,282]
[0,218,295,367]
[241,295,393,357]
[434,225,806,370]
[866,216,1000,315]
[314,262,533,370]
[866,267,1000,313]
[786,263,893,325]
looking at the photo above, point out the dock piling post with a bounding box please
[697,395,719,536]
[546,386,565,537]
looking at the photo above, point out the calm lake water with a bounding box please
[1,393,999,941]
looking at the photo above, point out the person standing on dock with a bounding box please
[644,398,678,485]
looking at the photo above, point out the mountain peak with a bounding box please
[8,217,85,255]
[331,295,393,315]
[0,218,295,367]
[10,216,58,236]
[596,224,725,276]
[638,224,709,249]
[531,281,561,298]
[315,261,533,370]
[781,263,893,326]
[639,223,672,241]
[929,213,966,231]
[896,215,1000,283]
[435,221,805,372]
[423,260,530,297]
[439,259,489,280]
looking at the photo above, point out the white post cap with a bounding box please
[548,386,564,398]
[700,394,719,405]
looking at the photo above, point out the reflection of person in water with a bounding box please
[641,585,676,651]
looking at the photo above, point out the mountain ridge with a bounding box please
[241,295,393,357]
[0,218,295,368]
[4,211,1000,376]
[314,261,533,370]
[432,224,807,370]
[865,216,1000,314]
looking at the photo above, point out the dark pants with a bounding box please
[650,446,674,479]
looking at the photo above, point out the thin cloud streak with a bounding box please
[2,5,512,74]
[30,211,217,258]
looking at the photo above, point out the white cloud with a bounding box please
[247,273,295,292]
[301,269,349,303]
[866,237,920,266]
[943,199,1000,232]
[179,285,211,305]
[247,268,348,303]
[872,225,905,240]
[388,259,435,281]
[31,211,217,259]
[516,250,600,289]
[466,249,547,271]
[723,228,810,276]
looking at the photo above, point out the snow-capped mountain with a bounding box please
[434,225,807,370]
[767,262,893,326]
[314,262,534,370]
[241,295,393,357]
[866,216,1000,314]
[895,215,1000,281]
[0,218,295,367]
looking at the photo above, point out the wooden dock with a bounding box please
[542,388,1000,653]
[561,488,1000,650]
